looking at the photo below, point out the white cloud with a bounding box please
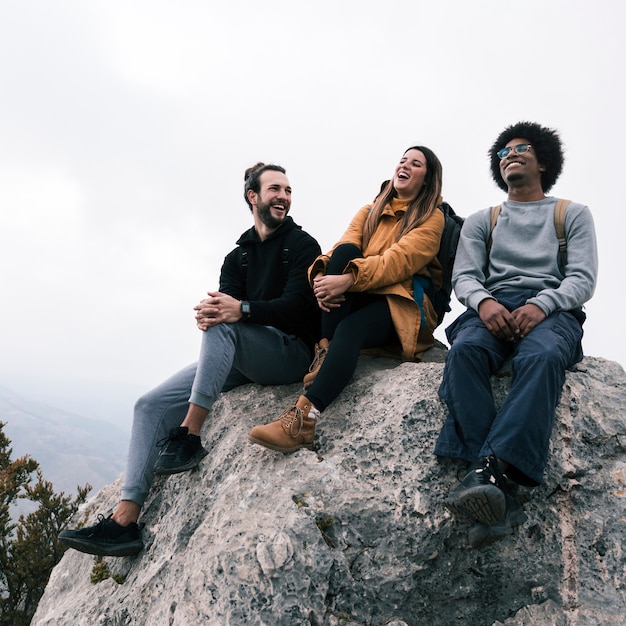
[0,169,83,231]
[0,0,624,393]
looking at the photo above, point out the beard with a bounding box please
[257,198,288,230]
[505,171,524,184]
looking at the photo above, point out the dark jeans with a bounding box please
[306,244,398,412]
[434,291,584,486]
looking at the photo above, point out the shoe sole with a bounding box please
[247,434,314,454]
[468,508,527,549]
[444,484,506,526]
[468,524,512,550]
[154,447,209,476]
[59,536,143,557]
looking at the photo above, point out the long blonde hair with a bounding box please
[362,146,442,249]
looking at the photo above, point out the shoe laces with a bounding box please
[87,514,116,537]
[456,456,509,491]
[308,344,328,373]
[480,456,508,490]
[156,427,187,449]
[279,405,306,437]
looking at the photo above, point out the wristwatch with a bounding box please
[240,301,251,321]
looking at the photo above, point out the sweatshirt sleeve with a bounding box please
[527,203,598,315]
[451,209,494,311]
[219,248,245,299]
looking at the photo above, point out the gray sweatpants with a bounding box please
[121,322,311,505]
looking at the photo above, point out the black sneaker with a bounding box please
[468,492,527,549]
[154,426,208,476]
[58,514,144,557]
[444,456,508,526]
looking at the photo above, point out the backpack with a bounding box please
[238,227,297,292]
[414,201,465,326]
[488,198,570,272]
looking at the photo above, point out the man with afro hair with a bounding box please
[434,121,598,548]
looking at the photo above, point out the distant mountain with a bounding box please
[0,383,130,498]
[0,373,149,434]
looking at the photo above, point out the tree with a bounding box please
[0,421,90,626]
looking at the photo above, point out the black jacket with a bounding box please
[219,216,321,355]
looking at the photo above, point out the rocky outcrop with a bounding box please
[33,354,626,626]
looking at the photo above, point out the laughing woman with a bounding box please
[248,145,445,452]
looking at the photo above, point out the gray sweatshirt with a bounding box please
[453,197,598,316]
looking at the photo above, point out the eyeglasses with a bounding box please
[497,143,532,160]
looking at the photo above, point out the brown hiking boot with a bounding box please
[303,338,329,390]
[248,396,317,453]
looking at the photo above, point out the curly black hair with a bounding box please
[488,121,564,192]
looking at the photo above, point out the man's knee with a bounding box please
[447,327,509,375]
[134,389,158,417]
[447,342,490,373]
[517,330,578,368]
[203,321,235,342]
[449,326,497,357]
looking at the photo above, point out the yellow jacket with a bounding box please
[309,198,445,361]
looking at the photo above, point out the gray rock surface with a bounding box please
[33,354,626,626]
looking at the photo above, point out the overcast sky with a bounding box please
[1,0,624,399]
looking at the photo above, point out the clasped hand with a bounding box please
[478,299,546,341]
[313,274,354,313]
[195,291,241,330]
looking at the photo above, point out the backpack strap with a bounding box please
[239,248,249,292]
[278,226,301,283]
[239,228,298,293]
[554,198,570,271]
[487,204,501,253]
[281,244,290,280]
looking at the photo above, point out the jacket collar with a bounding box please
[381,197,411,217]
[237,215,297,246]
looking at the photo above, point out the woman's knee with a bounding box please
[327,243,362,273]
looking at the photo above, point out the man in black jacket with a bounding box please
[59,163,321,557]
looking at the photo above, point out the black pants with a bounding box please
[306,244,398,411]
